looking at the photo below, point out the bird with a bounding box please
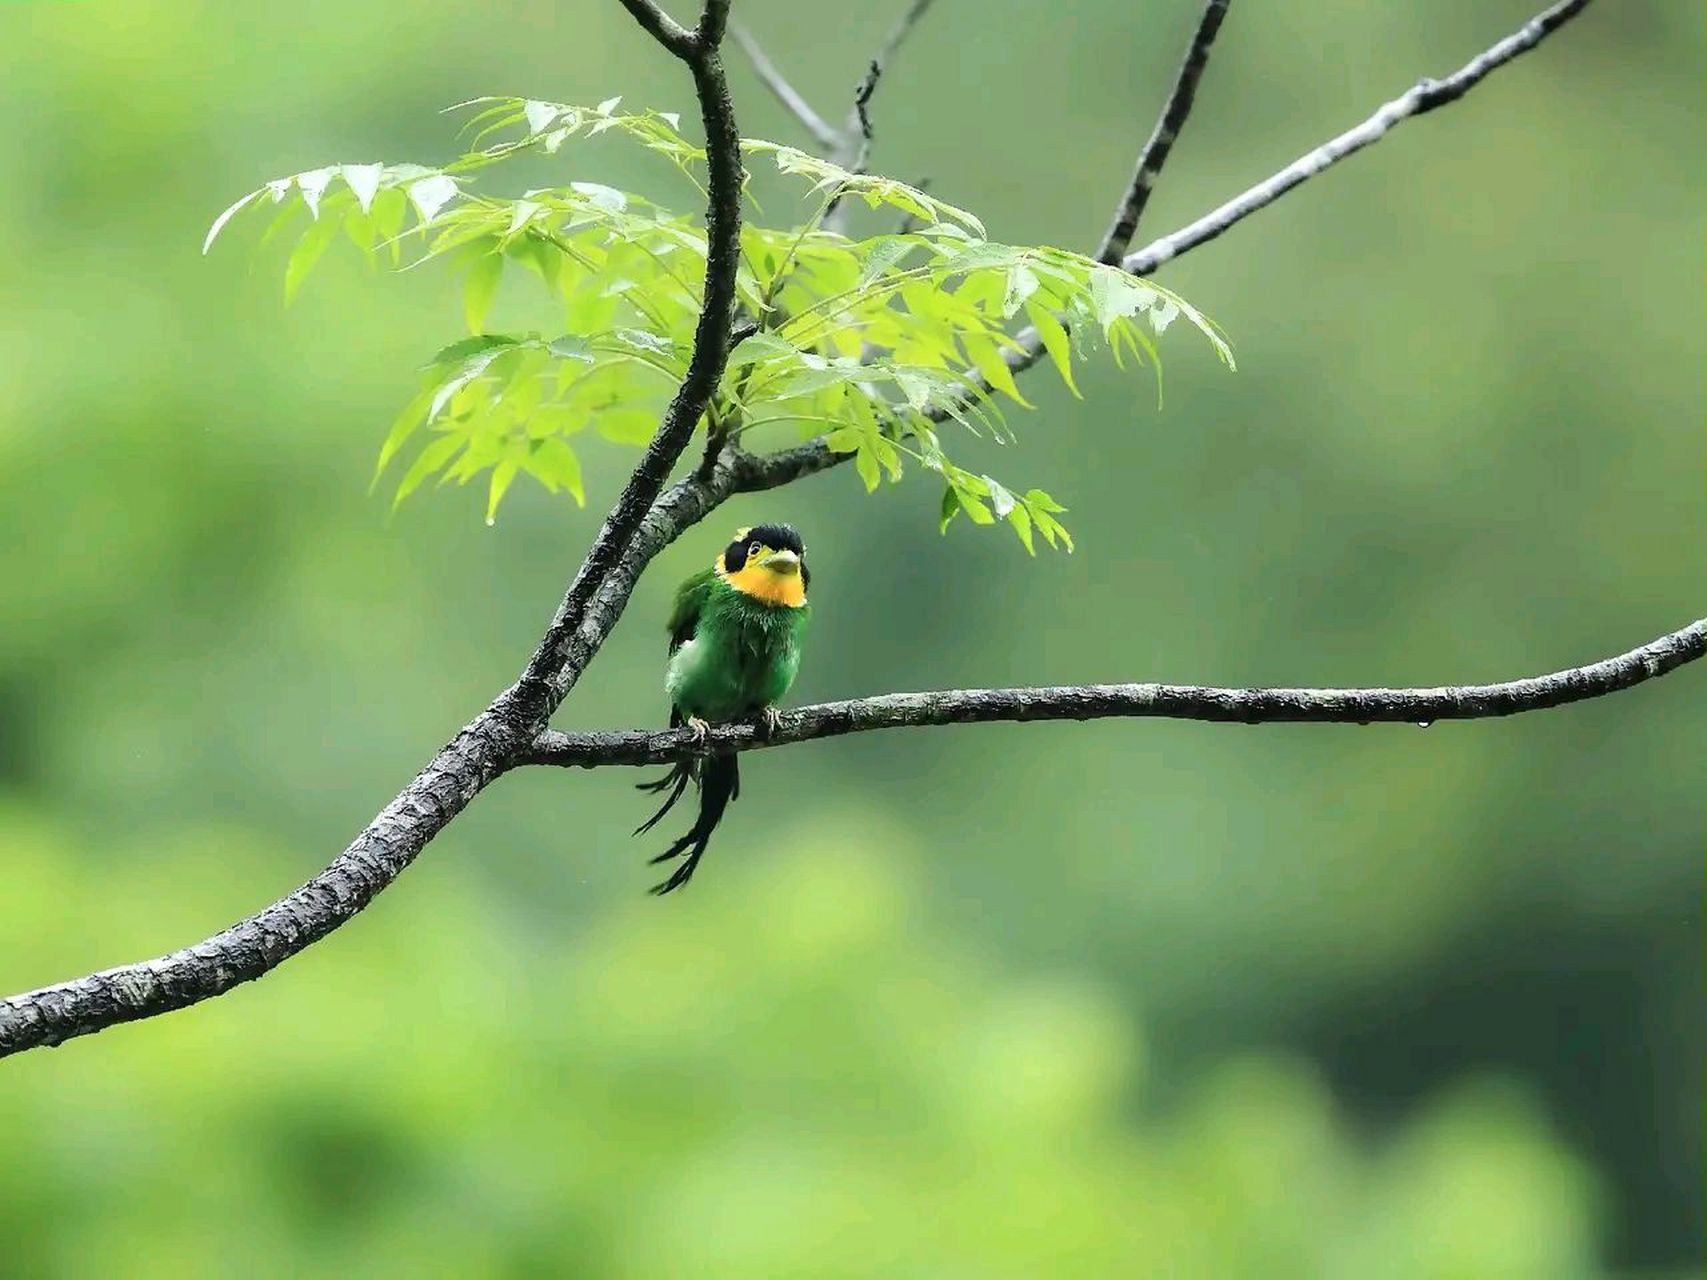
[635,523,810,894]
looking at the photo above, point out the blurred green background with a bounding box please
[1,1,1700,1275]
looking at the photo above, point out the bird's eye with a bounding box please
[748,540,761,558]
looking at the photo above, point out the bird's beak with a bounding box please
[760,548,801,575]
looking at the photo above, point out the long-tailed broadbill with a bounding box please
[636,523,810,894]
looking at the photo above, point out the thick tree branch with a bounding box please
[525,620,1707,767]
[615,0,698,59]
[0,0,747,1062]
[515,14,743,711]
[1120,0,1591,277]
[1097,0,1232,264]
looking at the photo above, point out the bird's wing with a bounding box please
[666,567,716,655]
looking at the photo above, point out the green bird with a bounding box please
[635,523,811,894]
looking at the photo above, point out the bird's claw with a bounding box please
[686,716,711,748]
[756,705,784,740]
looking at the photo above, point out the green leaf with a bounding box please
[283,212,342,303]
[854,445,880,492]
[464,249,503,332]
[547,334,594,362]
[485,457,520,524]
[726,330,800,367]
[427,333,521,367]
[962,334,1031,407]
[938,484,960,533]
[1023,301,1079,398]
[1002,260,1040,317]
[1007,501,1035,554]
[530,437,585,504]
[393,432,464,507]
[373,385,435,486]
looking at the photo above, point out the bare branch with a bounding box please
[526,620,1707,767]
[740,0,1599,488]
[1121,0,1592,276]
[729,22,841,151]
[1097,0,1233,264]
[616,0,698,59]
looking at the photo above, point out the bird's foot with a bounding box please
[685,716,711,748]
[756,705,784,740]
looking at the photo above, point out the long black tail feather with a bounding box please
[633,760,695,835]
[646,753,740,894]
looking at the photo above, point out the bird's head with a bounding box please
[715,523,808,607]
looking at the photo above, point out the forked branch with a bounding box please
[3,0,1676,1069]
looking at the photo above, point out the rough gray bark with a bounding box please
[3,0,1676,1066]
[523,620,1707,767]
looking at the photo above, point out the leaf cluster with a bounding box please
[206,97,1232,549]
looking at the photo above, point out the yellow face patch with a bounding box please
[716,541,807,608]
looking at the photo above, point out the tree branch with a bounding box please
[0,0,1636,1062]
[524,620,1707,767]
[1120,0,1591,277]
[729,21,840,151]
[615,0,698,60]
[744,0,1598,487]
[0,0,748,1062]
[1096,0,1232,264]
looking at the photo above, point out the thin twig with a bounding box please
[1097,0,1232,264]
[729,22,840,151]
[525,619,1707,766]
[1121,0,1591,276]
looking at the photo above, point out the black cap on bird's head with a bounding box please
[717,523,810,602]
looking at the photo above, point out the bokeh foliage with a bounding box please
[0,0,1699,1275]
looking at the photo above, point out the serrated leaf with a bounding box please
[464,250,503,331]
